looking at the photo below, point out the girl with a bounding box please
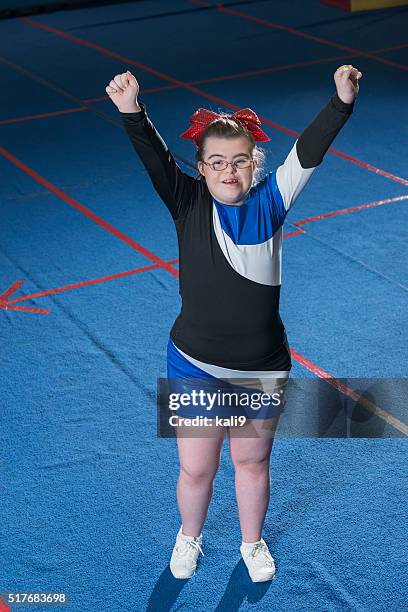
[105,64,362,582]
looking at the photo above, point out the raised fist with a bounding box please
[334,65,363,104]
[105,70,141,113]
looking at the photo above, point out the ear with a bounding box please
[253,159,258,169]
[197,161,205,177]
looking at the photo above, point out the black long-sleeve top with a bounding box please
[121,94,354,370]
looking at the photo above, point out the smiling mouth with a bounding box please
[222,180,239,185]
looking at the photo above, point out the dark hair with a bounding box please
[194,116,265,183]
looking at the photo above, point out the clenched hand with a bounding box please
[334,64,363,104]
[106,70,141,113]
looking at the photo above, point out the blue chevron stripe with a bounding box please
[213,171,287,245]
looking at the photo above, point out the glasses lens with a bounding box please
[234,159,252,169]
[211,160,228,171]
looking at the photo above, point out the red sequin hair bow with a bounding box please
[180,108,270,145]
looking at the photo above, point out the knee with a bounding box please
[232,456,270,476]
[180,462,219,483]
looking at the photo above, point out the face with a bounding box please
[198,136,257,206]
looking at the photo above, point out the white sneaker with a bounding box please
[169,526,204,579]
[240,538,276,582]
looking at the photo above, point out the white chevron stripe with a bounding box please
[276,142,316,211]
[212,204,283,285]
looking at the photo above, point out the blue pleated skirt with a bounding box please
[166,338,289,420]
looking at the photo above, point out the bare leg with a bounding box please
[175,422,227,538]
[228,417,279,542]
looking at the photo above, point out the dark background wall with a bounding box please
[0,0,142,19]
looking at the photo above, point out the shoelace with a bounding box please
[177,539,205,558]
[249,541,274,567]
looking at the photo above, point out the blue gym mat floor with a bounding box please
[1,1,407,610]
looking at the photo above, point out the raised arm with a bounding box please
[105,71,197,220]
[275,64,362,214]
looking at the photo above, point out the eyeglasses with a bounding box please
[202,158,254,172]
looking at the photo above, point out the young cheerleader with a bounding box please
[105,64,362,582]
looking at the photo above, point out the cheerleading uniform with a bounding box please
[121,94,354,414]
